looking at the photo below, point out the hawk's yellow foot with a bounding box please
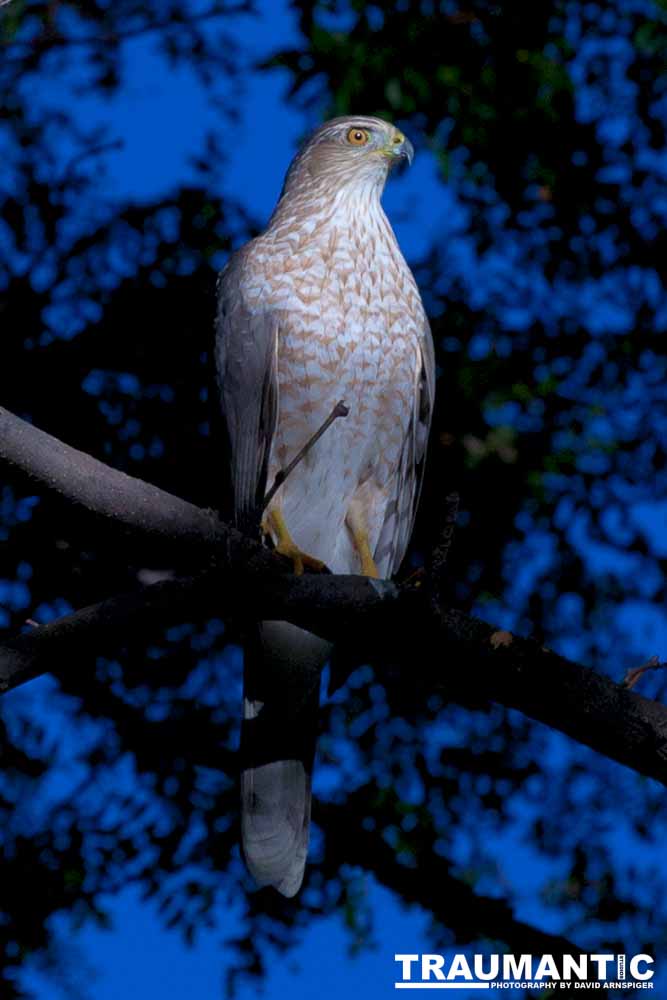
[265,509,326,576]
[346,508,380,578]
[354,532,380,578]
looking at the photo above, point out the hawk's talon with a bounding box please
[275,541,326,576]
[265,509,326,576]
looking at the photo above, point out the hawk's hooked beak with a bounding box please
[384,130,414,167]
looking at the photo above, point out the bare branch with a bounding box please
[0,405,259,565]
[2,581,667,793]
[2,404,667,793]
[427,610,667,791]
[623,655,667,690]
[0,569,398,694]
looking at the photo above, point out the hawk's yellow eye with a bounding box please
[346,127,370,146]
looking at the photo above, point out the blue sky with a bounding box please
[6,1,667,997]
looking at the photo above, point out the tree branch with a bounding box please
[2,406,667,794]
[0,405,266,566]
[0,569,398,693]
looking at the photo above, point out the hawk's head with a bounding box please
[282,115,414,198]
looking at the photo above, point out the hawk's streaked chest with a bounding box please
[237,193,426,560]
[246,198,424,447]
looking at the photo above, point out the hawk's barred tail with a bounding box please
[240,621,330,896]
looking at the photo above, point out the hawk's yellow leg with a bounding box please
[264,508,326,576]
[346,507,380,579]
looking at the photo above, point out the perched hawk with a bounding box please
[215,116,434,896]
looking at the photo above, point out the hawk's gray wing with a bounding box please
[214,256,278,535]
[376,321,436,576]
[215,255,322,898]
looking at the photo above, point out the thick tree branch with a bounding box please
[0,404,272,567]
[0,405,222,544]
[0,570,398,692]
[2,570,667,793]
[2,406,667,794]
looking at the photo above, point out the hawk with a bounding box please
[215,115,434,896]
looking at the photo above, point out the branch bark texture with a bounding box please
[1,405,667,794]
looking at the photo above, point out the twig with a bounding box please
[623,655,667,690]
[262,400,349,511]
